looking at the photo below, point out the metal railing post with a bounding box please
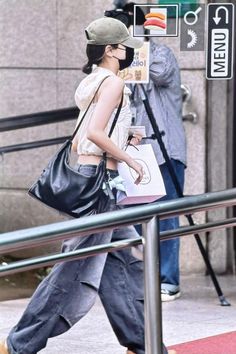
[143,217,163,354]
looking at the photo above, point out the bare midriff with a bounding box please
[78,154,118,170]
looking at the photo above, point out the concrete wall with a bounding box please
[0,0,113,257]
[0,0,233,273]
[206,80,234,274]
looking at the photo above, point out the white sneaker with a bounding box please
[161,289,181,302]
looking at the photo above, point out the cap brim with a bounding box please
[121,37,143,49]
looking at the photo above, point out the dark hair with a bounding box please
[122,2,146,26]
[105,3,145,28]
[122,2,149,41]
[82,44,118,74]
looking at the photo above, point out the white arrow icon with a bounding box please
[213,6,229,25]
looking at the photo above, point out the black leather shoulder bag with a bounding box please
[28,76,124,218]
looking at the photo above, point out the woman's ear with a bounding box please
[104,45,114,58]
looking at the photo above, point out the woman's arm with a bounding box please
[87,76,143,184]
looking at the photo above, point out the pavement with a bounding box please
[0,274,236,353]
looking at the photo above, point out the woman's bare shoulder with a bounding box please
[102,75,124,92]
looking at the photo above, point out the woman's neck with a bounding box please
[98,62,119,75]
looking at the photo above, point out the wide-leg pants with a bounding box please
[7,165,168,354]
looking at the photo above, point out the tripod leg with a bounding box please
[186,214,230,306]
[138,84,230,305]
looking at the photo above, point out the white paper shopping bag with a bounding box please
[117,144,166,205]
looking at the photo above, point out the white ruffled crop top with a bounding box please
[73,66,132,158]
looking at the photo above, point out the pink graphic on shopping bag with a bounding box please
[129,159,151,185]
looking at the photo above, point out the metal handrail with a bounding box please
[0,136,70,154]
[0,188,235,254]
[1,188,236,354]
[1,217,236,276]
[0,107,78,155]
[0,106,78,132]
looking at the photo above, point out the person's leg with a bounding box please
[6,230,113,354]
[159,159,185,300]
[160,216,180,288]
[99,225,168,354]
[5,164,118,354]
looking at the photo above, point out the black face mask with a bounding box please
[114,47,134,70]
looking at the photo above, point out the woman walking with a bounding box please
[0,17,176,354]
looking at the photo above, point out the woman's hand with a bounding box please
[129,133,143,146]
[127,158,144,185]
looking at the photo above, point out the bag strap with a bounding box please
[102,93,123,159]
[108,94,123,138]
[71,75,110,141]
[71,74,124,161]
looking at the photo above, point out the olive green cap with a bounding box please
[85,17,143,49]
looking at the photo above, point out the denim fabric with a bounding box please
[135,159,185,292]
[7,164,167,354]
[159,159,185,291]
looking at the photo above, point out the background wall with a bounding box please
[0,0,113,257]
[0,0,233,273]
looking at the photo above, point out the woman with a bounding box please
[0,17,176,354]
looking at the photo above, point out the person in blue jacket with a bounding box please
[109,1,187,302]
